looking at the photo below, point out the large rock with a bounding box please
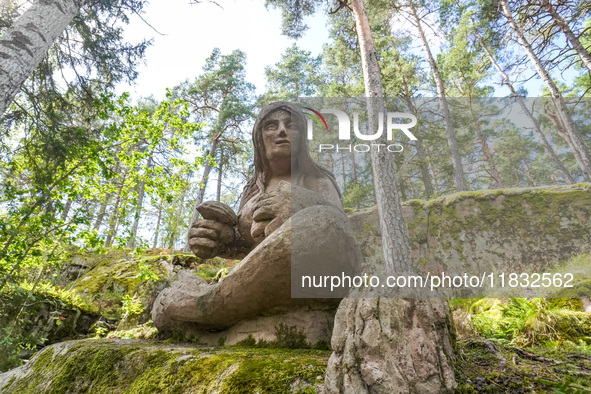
[350,183,591,278]
[0,339,330,393]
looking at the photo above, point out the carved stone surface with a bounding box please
[152,102,361,344]
[324,294,457,393]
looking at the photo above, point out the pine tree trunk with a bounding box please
[0,0,86,116]
[468,100,505,188]
[403,94,435,198]
[542,0,591,73]
[183,135,219,252]
[324,1,457,392]
[409,0,467,191]
[350,150,358,184]
[500,0,591,181]
[475,30,575,184]
[522,159,537,186]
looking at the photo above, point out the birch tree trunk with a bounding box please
[409,0,467,191]
[475,32,575,184]
[324,1,456,392]
[0,0,85,116]
[499,0,591,181]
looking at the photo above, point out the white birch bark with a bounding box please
[0,0,85,116]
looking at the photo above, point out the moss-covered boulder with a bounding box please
[350,184,591,281]
[67,251,178,326]
[0,338,329,393]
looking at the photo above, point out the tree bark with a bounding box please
[60,198,72,222]
[153,199,162,249]
[403,92,435,198]
[499,0,591,181]
[324,1,457,392]
[474,30,575,184]
[0,0,85,116]
[216,150,223,202]
[467,98,505,188]
[183,134,219,252]
[105,168,128,248]
[409,0,468,191]
[522,158,537,186]
[93,193,110,231]
[127,153,154,249]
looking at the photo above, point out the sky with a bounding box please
[119,0,329,101]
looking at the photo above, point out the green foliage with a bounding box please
[260,43,323,103]
[137,261,159,281]
[466,298,591,347]
[121,294,144,317]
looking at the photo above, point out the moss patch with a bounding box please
[0,339,329,394]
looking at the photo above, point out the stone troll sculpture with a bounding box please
[152,102,361,345]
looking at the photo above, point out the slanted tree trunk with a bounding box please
[467,99,505,188]
[540,102,586,179]
[324,1,457,392]
[542,0,591,73]
[409,0,467,191]
[93,193,111,231]
[499,0,591,181]
[0,0,86,116]
[474,30,575,184]
[183,134,220,252]
[522,159,538,186]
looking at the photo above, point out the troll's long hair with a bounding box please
[239,102,340,210]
